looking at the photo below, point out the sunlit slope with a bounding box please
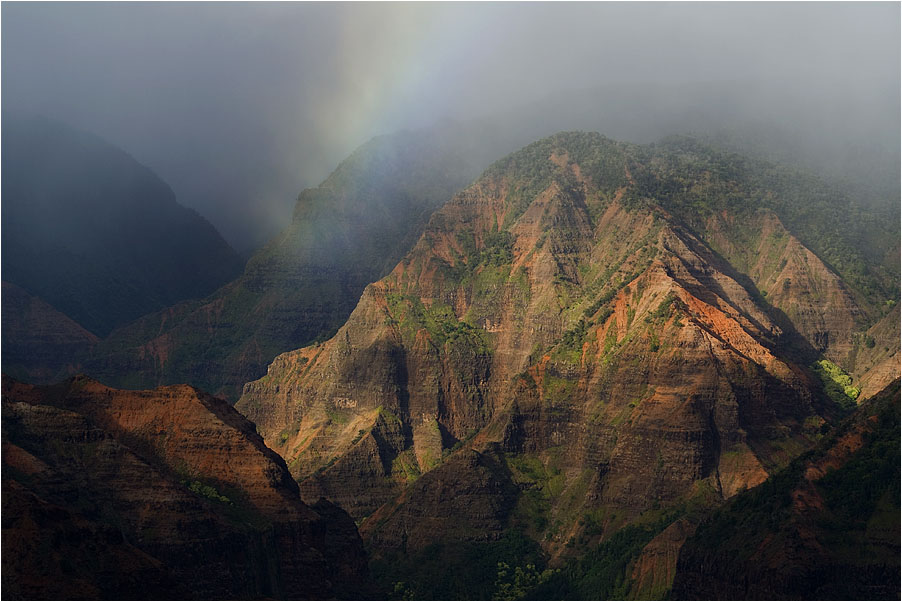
[239,132,897,543]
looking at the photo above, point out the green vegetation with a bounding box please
[481,132,633,229]
[640,136,898,308]
[326,408,350,425]
[813,358,860,409]
[648,332,660,353]
[494,562,557,601]
[507,451,568,536]
[531,512,679,600]
[817,397,900,536]
[391,450,422,483]
[378,406,403,426]
[674,382,900,597]
[482,229,515,266]
[386,293,491,355]
[185,480,231,504]
[542,373,578,408]
[560,319,589,351]
[647,292,680,322]
[351,428,368,445]
[373,529,546,600]
[553,319,590,365]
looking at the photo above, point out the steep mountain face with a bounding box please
[850,310,901,399]
[1,113,242,339]
[657,138,897,369]
[237,134,898,597]
[670,379,900,600]
[84,127,489,400]
[236,132,897,598]
[1,375,370,599]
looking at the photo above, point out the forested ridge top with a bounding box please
[478,131,897,310]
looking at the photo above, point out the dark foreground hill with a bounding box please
[1,375,371,599]
[671,379,900,600]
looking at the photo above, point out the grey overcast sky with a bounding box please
[3,2,899,251]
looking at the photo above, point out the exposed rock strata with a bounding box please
[705,209,867,364]
[1,375,369,599]
[238,134,840,553]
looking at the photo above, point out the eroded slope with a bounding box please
[2,375,369,599]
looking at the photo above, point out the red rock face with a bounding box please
[629,518,698,599]
[1,375,369,599]
[705,210,866,362]
[236,133,862,566]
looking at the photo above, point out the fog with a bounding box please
[3,2,898,252]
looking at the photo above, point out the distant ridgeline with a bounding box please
[79,125,494,400]
[1,113,243,379]
[4,113,897,406]
[236,131,899,599]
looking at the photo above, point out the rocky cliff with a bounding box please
[850,309,901,399]
[236,132,897,598]
[1,375,370,599]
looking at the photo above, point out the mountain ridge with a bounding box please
[80,125,493,400]
[1,112,243,339]
[670,378,900,599]
[236,131,898,598]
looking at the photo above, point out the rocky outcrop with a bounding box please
[670,379,900,600]
[1,375,370,599]
[849,309,901,399]
[627,518,697,600]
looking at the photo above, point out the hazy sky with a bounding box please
[3,2,899,251]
